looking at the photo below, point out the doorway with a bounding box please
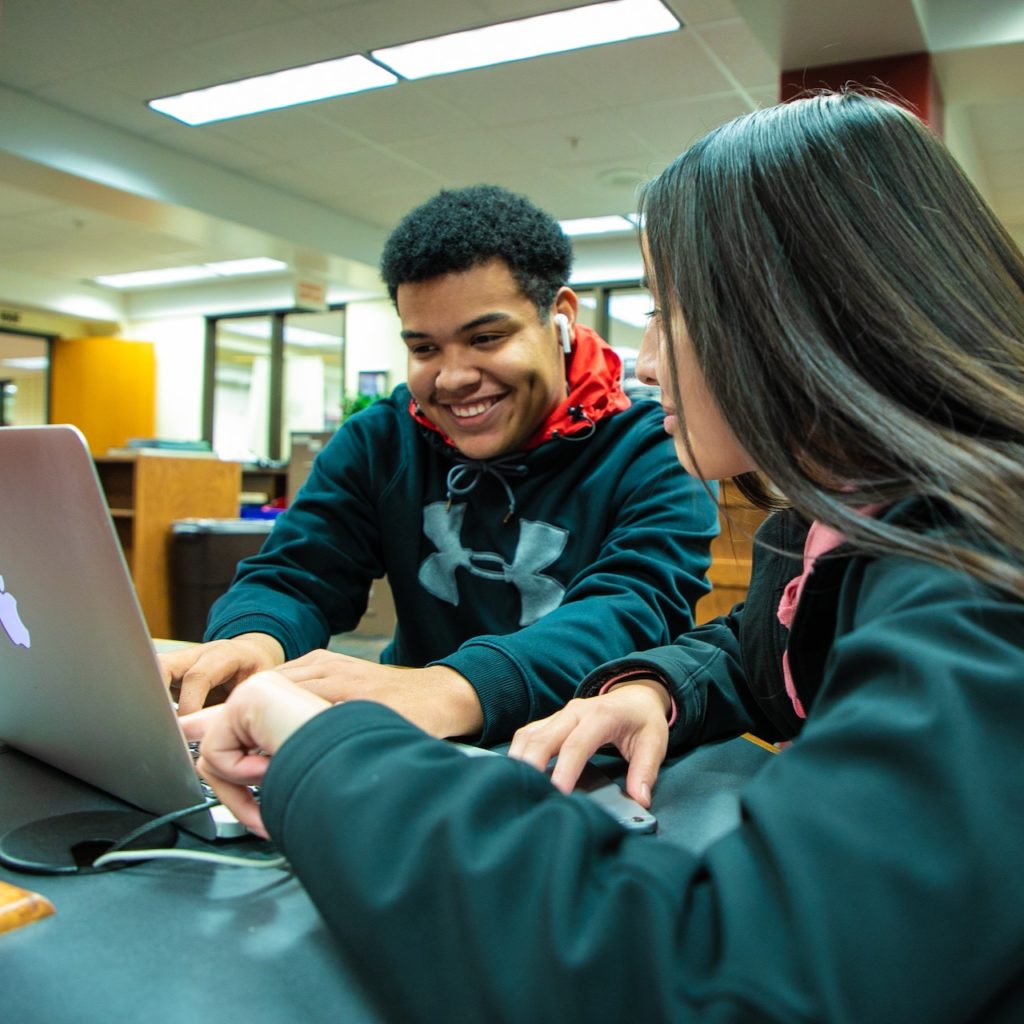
[0,329,52,427]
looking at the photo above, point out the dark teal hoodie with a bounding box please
[206,327,716,743]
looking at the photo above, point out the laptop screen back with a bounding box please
[0,425,217,839]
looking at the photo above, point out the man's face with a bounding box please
[397,259,573,460]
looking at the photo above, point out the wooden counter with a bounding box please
[94,453,241,638]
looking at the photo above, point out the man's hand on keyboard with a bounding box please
[159,634,286,716]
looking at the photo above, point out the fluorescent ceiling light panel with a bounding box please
[96,258,288,290]
[372,0,679,79]
[207,257,288,276]
[95,266,215,289]
[560,215,635,236]
[149,56,398,126]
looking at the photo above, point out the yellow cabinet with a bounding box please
[51,336,156,456]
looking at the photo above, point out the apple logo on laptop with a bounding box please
[0,574,31,649]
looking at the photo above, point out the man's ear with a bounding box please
[553,287,579,324]
[554,313,572,353]
[552,287,579,352]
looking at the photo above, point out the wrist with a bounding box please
[600,676,675,725]
[238,671,329,754]
[236,632,286,669]
[421,665,484,739]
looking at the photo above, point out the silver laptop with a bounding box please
[0,424,242,840]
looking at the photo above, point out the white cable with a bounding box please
[92,847,290,870]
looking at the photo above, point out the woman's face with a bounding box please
[636,306,757,481]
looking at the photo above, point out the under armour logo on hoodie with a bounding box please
[418,502,568,625]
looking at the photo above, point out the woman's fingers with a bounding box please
[510,684,672,801]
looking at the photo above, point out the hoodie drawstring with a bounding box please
[445,454,528,524]
[551,405,595,441]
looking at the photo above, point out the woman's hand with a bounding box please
[179,671,332,838]
[507,679,672,808]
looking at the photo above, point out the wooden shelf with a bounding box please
[697,481,768,625]
[94,453,242,638]
[241,465,288,505]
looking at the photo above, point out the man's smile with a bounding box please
[444,395,504,420]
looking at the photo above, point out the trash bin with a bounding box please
[170,518,276,642]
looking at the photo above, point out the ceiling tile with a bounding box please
[0,0,1021,309]
[147,124,277,172]
[250,146,445,209]
[306,0,488,52]
[969,99,1024,154]
[0,183,61,217]
[992,186,1024,222]
[620,92,754,153]
[305,85,479,143]
[410,61,602,127]
[470,0,584,19]
[671,0,743,27]
[561,31,734,104]
[985,150,1024,190]
[200,106,354,159]
[696,18,779,90]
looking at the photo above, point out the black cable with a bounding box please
[102,798,219,857]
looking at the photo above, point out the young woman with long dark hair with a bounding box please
[185,93,1024,1022]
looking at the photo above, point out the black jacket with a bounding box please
[261,504,1024,1022]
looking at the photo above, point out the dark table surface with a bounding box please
[0,734,771,1023]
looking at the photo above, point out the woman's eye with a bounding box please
[645,308,661,321]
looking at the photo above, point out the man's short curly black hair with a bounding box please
[379,184,573,318]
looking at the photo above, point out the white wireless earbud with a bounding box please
[554,313,572,354]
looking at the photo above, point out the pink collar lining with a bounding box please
[777,508,883,719]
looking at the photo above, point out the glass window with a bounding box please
[212,315,274,461]
[607,287,648,350]
[281,309,344,460]
[0,331,49,427]
[574,290,598,331]
[607,287,660,402]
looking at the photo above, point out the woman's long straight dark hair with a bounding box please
[642,91,1024,596]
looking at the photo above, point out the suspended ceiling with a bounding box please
[0,0,1021,325]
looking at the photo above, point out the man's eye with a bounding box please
[472,334,502,345]
[410,344,436,356]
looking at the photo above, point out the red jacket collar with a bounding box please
[408,324,631,451]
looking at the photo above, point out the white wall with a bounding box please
[122,315,206,441]
[344,298,407,397]
[123,299,407,445]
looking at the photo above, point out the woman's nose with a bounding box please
[636,321,661,386]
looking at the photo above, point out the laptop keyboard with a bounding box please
[188,741,260,802]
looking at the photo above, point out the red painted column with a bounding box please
[780,52,944,135]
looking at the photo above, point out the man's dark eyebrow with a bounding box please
[459,311,514,333]
[400,311,513,342]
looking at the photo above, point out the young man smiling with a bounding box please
[161,185,717,744]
